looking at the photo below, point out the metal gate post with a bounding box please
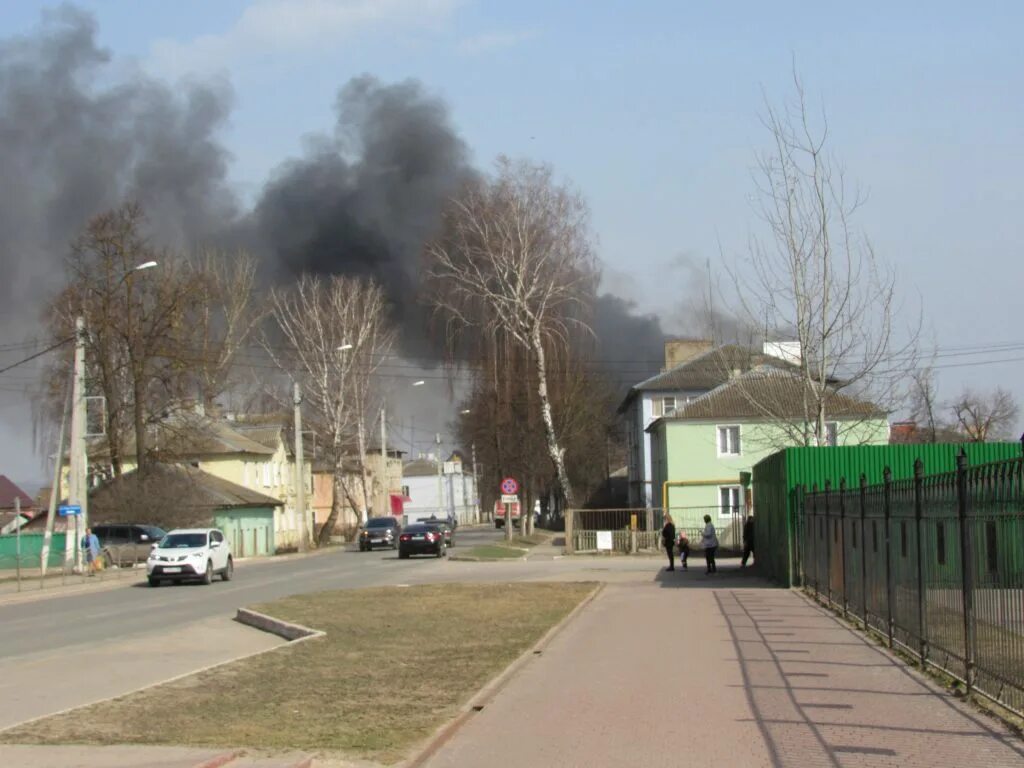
[914,458,929,669]
[839,477,848,620]
[956,451,976,696]
[860,473,868,631]
[811,483,820,600]
[883,467,895,648]
[565,508,575,554]
[824,480,832,607]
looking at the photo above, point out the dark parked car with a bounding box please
[398,524,446,559]
[422,516,454,548]
[358,516,402,551]
[92,524,167,567]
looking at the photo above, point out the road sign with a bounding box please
[596,531,613,550]
[500,477,519,495]
[58,504,81,517]
[501,494,519,504]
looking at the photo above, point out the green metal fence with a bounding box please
[800,452,1024,717]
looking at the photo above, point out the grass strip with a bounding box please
[458,545,527,559]
[0,582,595,764]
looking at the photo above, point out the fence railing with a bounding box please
[566,507,746,554]
[0,540,147,593]
[798,453,1024,718]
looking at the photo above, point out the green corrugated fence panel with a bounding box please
[0,533,68,569]
[752,442,1022,587]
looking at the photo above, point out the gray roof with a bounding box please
[90,463,283,511]
[87,419,276,461]
[618,345,799,413]
[403,458,440,477]
[647,367,884,428]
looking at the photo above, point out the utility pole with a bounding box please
[293,382,308,553]
[472,443,480,524]
[381,401,387,516]
[436,433,444,518]
[68,316,88,571]
[41,378,72,576]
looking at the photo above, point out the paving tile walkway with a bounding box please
[423,570,1024,768]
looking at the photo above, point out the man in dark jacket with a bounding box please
[741,515,755,567]
[662,515,677,571]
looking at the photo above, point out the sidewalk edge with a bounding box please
[400,582,605,768]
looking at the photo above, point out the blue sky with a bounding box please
[1,1,1022,481]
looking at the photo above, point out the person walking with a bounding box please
[80,527,101,576]
[662,514,677,571]
[741,515,755,567]
[701,514,718,574]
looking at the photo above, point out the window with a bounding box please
[662,396,677,416]
[211,530,224,544]
[719,486,741,518]
[243,462,251,487]
[262,463,271,488]
[717,425,741,456]
[826,422,839,447]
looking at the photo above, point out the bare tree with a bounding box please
[184,249,265,413]
[952,388,1019,442]
[427,158,598,509]
[908,367,943,443]
[267,274,395,543]
[725,72,918,446]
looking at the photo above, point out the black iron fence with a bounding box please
[799,452,1024,717]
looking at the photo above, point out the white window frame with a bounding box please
[717,425,741,457]
[662,396,677,416]
[262,462,271,488]
[826,422,839,447]
[719,485,742,518]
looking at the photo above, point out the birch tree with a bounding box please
[726,73,918,446]
[426,158,598,509]
[267,274,395,543]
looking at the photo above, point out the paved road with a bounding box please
[0,525,514,730]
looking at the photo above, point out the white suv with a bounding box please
[147,528,233,587]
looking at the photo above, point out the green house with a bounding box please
[648,367,889,538]
[89,463,282,558]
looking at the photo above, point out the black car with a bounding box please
[398,524,446,559]
[422,517,454,548]
[358,516,401,551]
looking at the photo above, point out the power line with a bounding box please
[0,336,74,376]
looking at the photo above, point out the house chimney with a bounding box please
[663,339,714,371]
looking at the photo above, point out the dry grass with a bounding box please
[0,582,596,764]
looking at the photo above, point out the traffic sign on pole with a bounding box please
[500,477,519,495]
[58,505,81,517]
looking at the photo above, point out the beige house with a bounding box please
[82,418,313,550]
[311,448,406,539]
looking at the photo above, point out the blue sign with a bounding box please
[58,505,82,517]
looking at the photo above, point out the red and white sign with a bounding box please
[500,477,519,495]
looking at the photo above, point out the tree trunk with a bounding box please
[357,421,369,524]
[317,462,346,547]
[132,359,147,477]
[530,327,574,509]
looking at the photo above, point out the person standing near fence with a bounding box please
[701,514,718,574]
[661,514,677,571]
[80,527,100,576]
[741,515,754,567]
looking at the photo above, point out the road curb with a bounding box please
[400,582,605,768]
[193,750,244,768]
[447,552,528,562]
[235,608,325,642]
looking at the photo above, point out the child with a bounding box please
[676,532,690,570]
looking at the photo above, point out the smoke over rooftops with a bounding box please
[0,5,665,375]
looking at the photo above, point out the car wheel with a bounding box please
[221,556,233,582]
[148,577,160,587]
[202,560,213,585]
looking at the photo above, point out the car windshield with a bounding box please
[160,533,207,549]
[365,518,395,528]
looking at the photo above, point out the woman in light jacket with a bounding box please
[701,514,718,574]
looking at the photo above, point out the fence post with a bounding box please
[811,483,820,600]
[565,507,574,554]
[914,458,928,669]
[956,450,976,697]
[860,473,868,631]
[797,486,807,588]
[824,479,832,607]
[839,477,848,620]
[883,467,895,648]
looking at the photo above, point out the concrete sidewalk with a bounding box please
[422,568,1024,768]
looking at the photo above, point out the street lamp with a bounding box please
[337,343,353,351]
